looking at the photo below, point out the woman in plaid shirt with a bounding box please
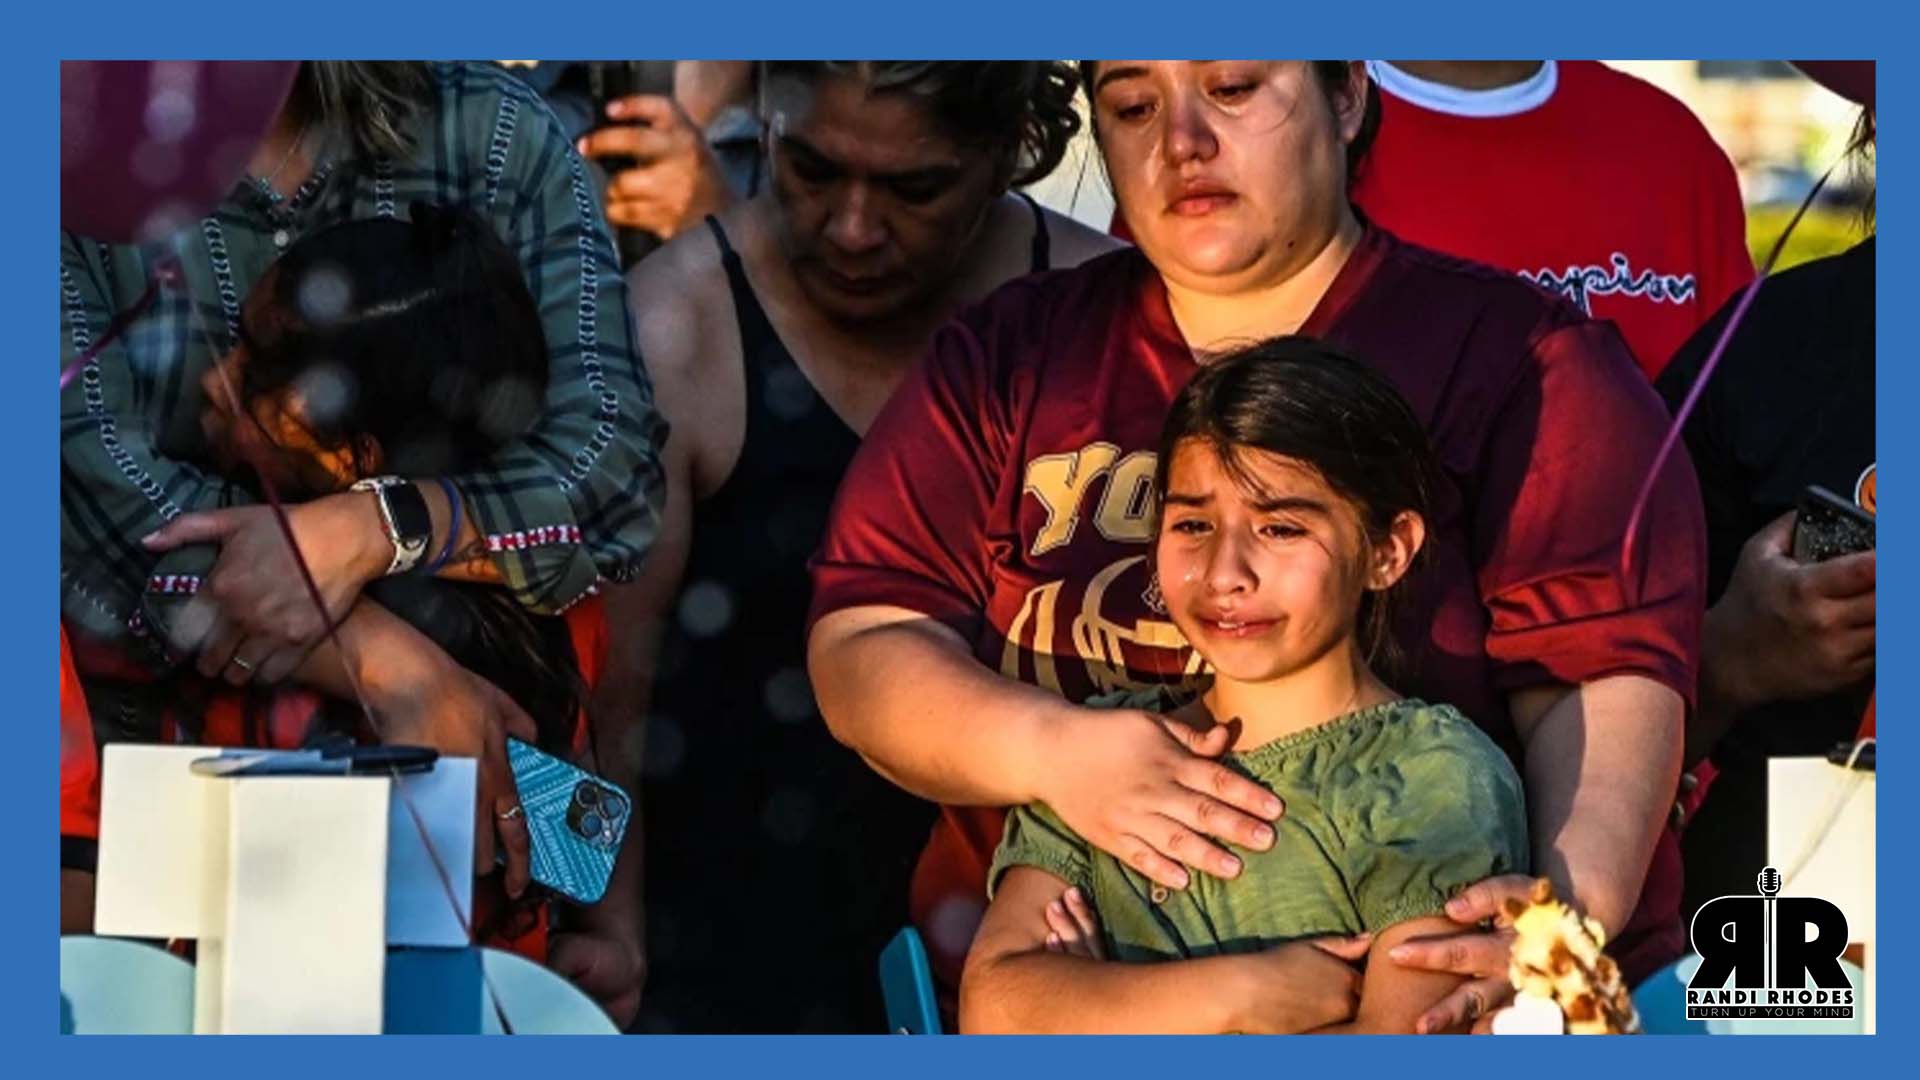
[59,61,665,1024]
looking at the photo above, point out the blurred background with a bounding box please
[1613,61,1873,270]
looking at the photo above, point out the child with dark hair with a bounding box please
[961,337,1529,1034]
[197,203,587,755]
[63,205,599,959]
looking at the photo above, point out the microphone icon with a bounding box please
[1758,866,1782,989]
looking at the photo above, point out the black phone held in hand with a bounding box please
[586,61,678,171]
[1792,485,1875,563]
[587,61,678,268]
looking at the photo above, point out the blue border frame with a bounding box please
[13,0,1907,1069]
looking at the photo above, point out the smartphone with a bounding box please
[505,737,631,905]
[585,61,679,172]
[584,61,678,267]
[1791,485,1875,564]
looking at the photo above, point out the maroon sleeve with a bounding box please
[1474,319,1706,704]
[806,315,1011,636]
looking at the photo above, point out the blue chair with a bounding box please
[478,947,619,1035]
[387,947,616,1034]
[62,937,615,1034]
[1631,955,1710,1034]
[60,936,195,1034]
[878,927,942,1034]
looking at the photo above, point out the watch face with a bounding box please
[383,482,435,546]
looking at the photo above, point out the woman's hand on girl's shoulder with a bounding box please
[1038,703,1284,890]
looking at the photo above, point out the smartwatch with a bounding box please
[350,475,433,576]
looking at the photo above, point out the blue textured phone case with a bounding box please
[506,738,630,905]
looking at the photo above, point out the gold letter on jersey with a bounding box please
[1094,450,1158,544]
[1023,443,1120,557]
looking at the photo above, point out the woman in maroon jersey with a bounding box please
[807,61,1703,1032]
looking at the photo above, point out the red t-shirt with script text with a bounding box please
[1350,61,1753,379]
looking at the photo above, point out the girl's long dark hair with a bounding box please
[239,204,581,752]
[1153,336,1440,674]
[240,203,547,480]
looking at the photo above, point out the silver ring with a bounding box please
[497,804,524,822]
[227,655,255,673]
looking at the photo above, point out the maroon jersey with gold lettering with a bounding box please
[810,227,1704,987]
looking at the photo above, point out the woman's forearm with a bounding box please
[1516,675,1684,935]
[960,950,1257,1034]
[289,597,450,706]
[808,608,1071,807]
[1687,601,1754,767]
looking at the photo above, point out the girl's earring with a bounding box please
[1142,570,1167,615]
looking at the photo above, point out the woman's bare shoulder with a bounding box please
[623,211,753,483]
[624,214,739,385]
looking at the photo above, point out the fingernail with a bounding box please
[605,99,624,118]
[1388,945,1410,962]
[1446,896,1469,916]
[140,531,160,546]
[1415,1018,1432,1035]
[1046,932,1060,947]
[1265,797,1284,818]
[1253,824,1275,846]
[1048,899,1064,913]
[1065,887,1082,903]
[1221,856,1242,876]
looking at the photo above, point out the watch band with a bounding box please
[350,476,433,576]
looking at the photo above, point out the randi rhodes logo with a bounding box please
[1685,866,1855,1020]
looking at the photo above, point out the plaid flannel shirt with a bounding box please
[60,62,667,663]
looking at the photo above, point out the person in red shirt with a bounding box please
[808,61,1702,1031]
[1350,61,1753,379]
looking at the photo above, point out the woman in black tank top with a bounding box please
[602,62,1114,1033]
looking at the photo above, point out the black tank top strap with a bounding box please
[1016,191,1052,273]
[704,214,782,376]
